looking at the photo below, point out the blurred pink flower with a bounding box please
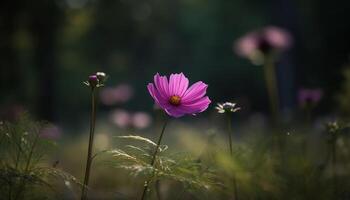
[40,125,62,140]
[234,26,292,60]
[298,88,323,107]
[100,84,134,105]
[132,112,152,129]
[110,109,152,129]
[234,32,260,58]
[147,73,211,118]
[110,109,132,128]
[264,27,292,50]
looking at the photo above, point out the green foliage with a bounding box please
[98,131,350,200]
[104,135,218,197]
[0,114,79,200]
[2,115,350,199]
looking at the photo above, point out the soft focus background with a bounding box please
[2,0,350,125]
[2,1,350,199]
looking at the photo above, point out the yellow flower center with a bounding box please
[169,95,181,106]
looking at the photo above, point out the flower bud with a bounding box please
[88,75,99,87]
[215,102,241,114]
[96,72,107,83]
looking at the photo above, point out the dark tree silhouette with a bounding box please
[28,0,63,120]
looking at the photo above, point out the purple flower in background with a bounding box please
[100,84,134,105]
[40,125,62,140]
[234,26,292,64]
[298,88,323,107]
[132,112,152,129]
[263,27,292,51]
[110,109,152,129]
[147,73,211,118]
[110,109,132,128]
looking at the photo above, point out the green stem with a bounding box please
[331,134,337,199]
[140,119,168,200]
[302,105,313,157]
[14,131,39,200]
[263,54,279,122]
[305,104,313,125]
[9,137,22,200]
[264,54,283,159]
[81,88,97,200]
[227,115,238,200]
[227,115,233,155]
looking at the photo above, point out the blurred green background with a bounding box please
[1,0,350,126]
[3,1,350,199]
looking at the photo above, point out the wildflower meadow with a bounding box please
[2,1,350,200]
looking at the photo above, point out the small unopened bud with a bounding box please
[88,75,99,87]
[96,72,107,83]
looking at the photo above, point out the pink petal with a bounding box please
[164,107,186,118]
[181,96,211,114]
[234,32,259,57]
[154,73,170,99]
[168,73,189,96]
[181,81,208,103]
[264,26,292,50]
[147,83,169,109]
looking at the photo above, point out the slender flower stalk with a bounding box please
[140,119,168,200]
[81,72,106,200]
[326,121,340,199]
[263,54,279,122]
[216,102,240,200]
[227,115,233,155]
[331,136,337,199]
[227,115,239,200]
[263,55,284,157]
[81,88,97,200]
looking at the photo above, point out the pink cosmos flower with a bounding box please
[147,73,211,118]
[100,84,134,105]
[110,109,132,128]
[132,112,152,129]
[109,109,152,129]
[298,88,323,107]
[234,26,292,59]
